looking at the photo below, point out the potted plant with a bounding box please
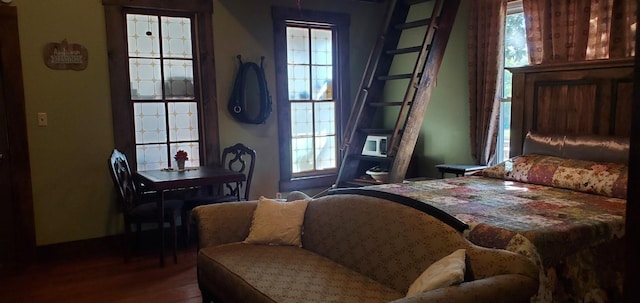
[174,150,188,170]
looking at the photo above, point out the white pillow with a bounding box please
[243,196,309,247]
[406,249,466,297]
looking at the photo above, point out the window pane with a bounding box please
[288,65,310,100]
[314,102,335,135]
[292,137,314,173]
[129,58,162,99]
[163,59,194,98]
[503,70,513,98]
[505,12,528,68]
[127,14,160,58]
[168,102,199,141]
[311,29,332,65]
[287,27,309,64]
[504,12,528,98]
[291,102,313,137]
[161,16,192,59]
[134,102,167,144]
[315,135,336,170]
[136,144,167,171]
[312,66,332,100]
[499,102,511,160]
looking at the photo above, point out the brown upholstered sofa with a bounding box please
[193,192,539,303]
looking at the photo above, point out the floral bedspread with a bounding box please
[359,176,626,302]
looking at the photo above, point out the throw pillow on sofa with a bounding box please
[243,196,310,247]
[406,249,466,297]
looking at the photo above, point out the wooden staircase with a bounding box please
[335,0,461,187]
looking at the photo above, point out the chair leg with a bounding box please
[171,215,178,264]
[134,222,142,252]
[123,221,132,262]
[182,209,190,248]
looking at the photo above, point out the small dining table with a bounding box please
[135,165,246,266]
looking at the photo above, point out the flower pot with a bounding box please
[177,159,186,170]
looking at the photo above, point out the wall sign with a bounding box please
[43,39,88,71]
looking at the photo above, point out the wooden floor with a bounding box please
[0,247,201,303]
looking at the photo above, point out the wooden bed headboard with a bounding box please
[508,58,634,157]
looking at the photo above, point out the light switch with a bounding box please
[37,112,48,126]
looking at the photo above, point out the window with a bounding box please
[127,14,200,170]
[498,0,529,162]
[103,0,219,171]
[272,7,350,191]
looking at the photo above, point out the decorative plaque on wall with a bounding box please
[43,39,88,71]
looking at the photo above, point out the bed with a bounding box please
[330,58,634,303]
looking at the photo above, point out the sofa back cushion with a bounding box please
[301,194,470,293]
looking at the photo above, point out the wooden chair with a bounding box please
[108,149,183,264]
[182,143,256,243]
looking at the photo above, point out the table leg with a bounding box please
[159,191,165,267]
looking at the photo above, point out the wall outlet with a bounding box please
[37,112,48,126]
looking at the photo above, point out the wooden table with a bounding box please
[135,166,245,266]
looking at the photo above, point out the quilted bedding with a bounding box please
[349,154,627,303]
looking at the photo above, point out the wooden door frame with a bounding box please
[0,6,36,267]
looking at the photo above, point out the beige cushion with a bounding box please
[243,196,309,247]
[406,249,466,297]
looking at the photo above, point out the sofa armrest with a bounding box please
[389,274,538,303]
[466,245,540,281]
[192,201,258,248]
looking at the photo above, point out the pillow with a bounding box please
[243,196,310,247]
[482,154,628,199]
[406,249,466,297]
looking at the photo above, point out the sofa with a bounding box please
[193,192,539,303]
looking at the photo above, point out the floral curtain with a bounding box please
[523,0,636,64]
[468,0,507,166]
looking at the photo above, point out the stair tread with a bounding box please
[359,128,395,134]
[395,18,432,30]
[369,101,412,107]
[386,46,423,55]
[378,73,414,81]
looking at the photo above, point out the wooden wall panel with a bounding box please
[615,81,634,136]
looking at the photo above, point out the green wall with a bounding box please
[417,0,474,177]
[10,0,470,245]
[15,0,118,246]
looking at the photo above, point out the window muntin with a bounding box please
[286,25,337,175]
[126,13,200,170]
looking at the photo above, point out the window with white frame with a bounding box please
[498,0,529,162]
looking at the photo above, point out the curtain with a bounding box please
[468,0,506,166]
[609,0,637,57]
[523,0,636,64]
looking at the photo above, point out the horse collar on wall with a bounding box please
[228,55,272,124]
